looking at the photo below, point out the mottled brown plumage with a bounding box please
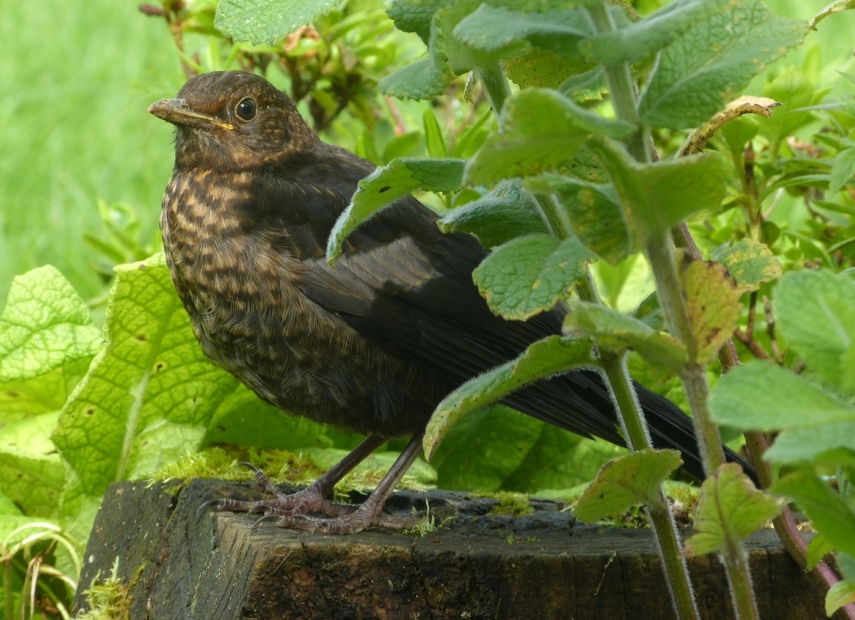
[150,71,753,533]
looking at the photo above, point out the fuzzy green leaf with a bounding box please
[588,138,729,247]
[573,449,682,523]
[579,0,730,66]
[710,238,782,293]
[564,301,686,370]
[771,470,855,558]
[526,174,632,265]
[710,362,855,430]
[327,158,465,262]
[438,180,548,248]
[473,234,591,320]
[505,50,595,90]
[453,5,590,58]
[466,90,634,185]
[682,463,782,556]
[215,0,336,44]
[638,0,807,130]
[775,270,855,394]
[51,254,245,545]
[681,259,742,364]
[0,266,101,382]
[424,336,595,459]
[379,57,456,100]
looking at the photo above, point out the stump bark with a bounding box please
[73,479,833,619]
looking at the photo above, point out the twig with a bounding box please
[384,96,407,137]
[746,291,758,341]
[733,328,773,361]
[763,296,782,362]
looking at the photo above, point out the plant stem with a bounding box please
[583,1,758,616]
[539,198,700,620]
[646,233,726,472]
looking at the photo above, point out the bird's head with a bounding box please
[149,71,317,170]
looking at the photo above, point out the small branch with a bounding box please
[763,295,782,362]
[733,328,773,361]
[745,292,758,341]
[384,96,407,136]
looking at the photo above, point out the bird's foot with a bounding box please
[269,503,421,535]
[200,461,353,519]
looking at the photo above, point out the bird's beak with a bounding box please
[148,98,234,131]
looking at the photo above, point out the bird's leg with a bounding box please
[204,435,388,518]
[270,431,425,534]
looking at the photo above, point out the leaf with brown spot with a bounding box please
[681,258,742,364]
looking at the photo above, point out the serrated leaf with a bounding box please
[473,234,591,320]
[806,532,834,571]
[327,158,465,262]
[215,0,336,44]
[638,0,807,130]
[682,463,782,557]
[572,449,682,523]
[681,259,742,364]
[0,413,64,519]
[386,0,451,43]
[0,266,101,382]
[453,5,590,58]
[771,469,855,558]
[526,174,632,265]
[578,0,730,66]
[423,335,595,459]
[467,90,634,185]
[710,238,782,293]
[51,254,245,545]
[564,301,686,370]
[438,180,548,248]
[710,362,855,429]
[588,137,729,249]
[829,148,855,196]
[775,270,855,394]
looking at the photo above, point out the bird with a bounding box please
[149,70,755,534]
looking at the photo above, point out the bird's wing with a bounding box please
[253,155,624,441]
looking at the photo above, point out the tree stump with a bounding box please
[73,479,833,619]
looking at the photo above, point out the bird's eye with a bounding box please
[235,97,257,122]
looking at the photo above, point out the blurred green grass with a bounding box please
[0,0,187,301]
[0,0,853,304]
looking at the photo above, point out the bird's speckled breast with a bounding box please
[160,169,437,436]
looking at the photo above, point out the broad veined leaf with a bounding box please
[573,449,683,523]
[0,266,101,382]
[682,463,782,556]
[473,234,592,320]
[638,0,806,130]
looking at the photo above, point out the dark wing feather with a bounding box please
[260,145,754,482]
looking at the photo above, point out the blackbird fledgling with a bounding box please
[150,71,754,534]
